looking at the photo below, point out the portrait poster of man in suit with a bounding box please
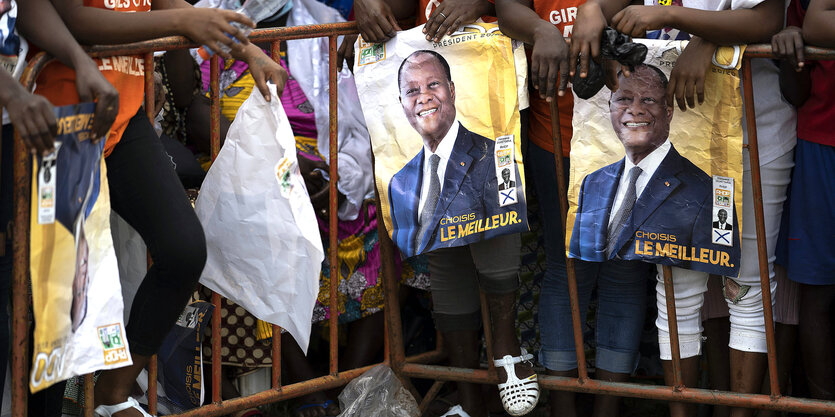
[567,42,745,277]
[29,103,131,392]
[354,24,528,258]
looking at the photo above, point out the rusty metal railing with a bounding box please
[9,24,835,417]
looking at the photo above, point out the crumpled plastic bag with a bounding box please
[195,85,323,354]
[572,27,648,99]
[336,365,419,417]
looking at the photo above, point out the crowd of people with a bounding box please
[0,0,833,415]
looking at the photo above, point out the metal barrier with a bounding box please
[9,23,835,417]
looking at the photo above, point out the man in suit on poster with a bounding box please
[388,50,525,258]
[568,64,739,276]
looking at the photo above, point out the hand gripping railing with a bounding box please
[8,24,835,417]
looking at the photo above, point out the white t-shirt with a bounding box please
[643,0,796,167]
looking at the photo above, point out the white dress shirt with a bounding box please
[418,121,460,215]
[608,139,672,228]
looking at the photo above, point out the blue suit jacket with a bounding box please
[388,124,526,258]
[568,145,740,277]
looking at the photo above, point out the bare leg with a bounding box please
[341,312,384,371]
[94,354,152,417]
[547,369,577,417]
[485,291,535,381]
[757,322,796,417]
[281,332,340,417]
[445,329,486,417]
[798,283,835,400]
[592,369,629,417]
[728,350,766,417]
[703,317,731,417]
[662,356,700,417]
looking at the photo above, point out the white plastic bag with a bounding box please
[287,0,375,221]
[195,85,323,353]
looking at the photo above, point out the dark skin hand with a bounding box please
[337,0,412,69]
[12,0,119,153]
[667,36,716,111]
[568,0,631,84]
[0,74,58,155]
[496,0,570,101]
[772,26,805,71]
[772,26,811,107]
[423,0,495,42]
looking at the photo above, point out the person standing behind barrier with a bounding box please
[340,2,540,417]
[495,3,660,417]
[0,0,118,414]
[37,2,287,416]
[570,0,794,416]
[771,0,835,402]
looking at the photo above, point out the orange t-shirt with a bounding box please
[34,0,151,157]
[527,0,585,157]
[415,0,497,25]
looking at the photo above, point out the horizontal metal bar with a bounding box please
[84,23,358,57]
[400,364,835,415]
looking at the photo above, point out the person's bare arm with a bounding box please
[612,0,784,45]
[50,0,253,58]
[16,0,119,146]
[803,0,835,47]
[496,0,570,100]
[568,0,632,78]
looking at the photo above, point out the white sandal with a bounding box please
[94,397,155,417]
[440,404,472,417]
[493,348,539,416]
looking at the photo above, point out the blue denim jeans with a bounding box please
[528,142,652,374]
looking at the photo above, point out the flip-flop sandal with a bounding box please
[293,399,339,417]
[494,348,539,416]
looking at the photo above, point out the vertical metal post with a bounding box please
[272,325,281,390]
[327,35,340,376]
[143,52,159,416]
[740,57,781,398]
[548,100,588,380]
[378,195,406,370]
[269,40,284,392]
[209,53,223,404]
[479,292,498,378]
[662,265,684,389]
[83,374,95,417]
[10,56,41,417]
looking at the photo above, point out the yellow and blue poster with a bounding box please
[567,40,744,277]
[29,103,131,392]
[354,23,529,258]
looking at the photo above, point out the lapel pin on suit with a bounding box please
[665,181,670,187]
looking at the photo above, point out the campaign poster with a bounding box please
[29,103,131,392]
[567,40,744,277]
[354,23,529,258]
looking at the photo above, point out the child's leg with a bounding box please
[95,109,206,414]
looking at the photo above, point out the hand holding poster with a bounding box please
[354,24,529,258]
[567,40,744,277]
[29,103,131,392]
